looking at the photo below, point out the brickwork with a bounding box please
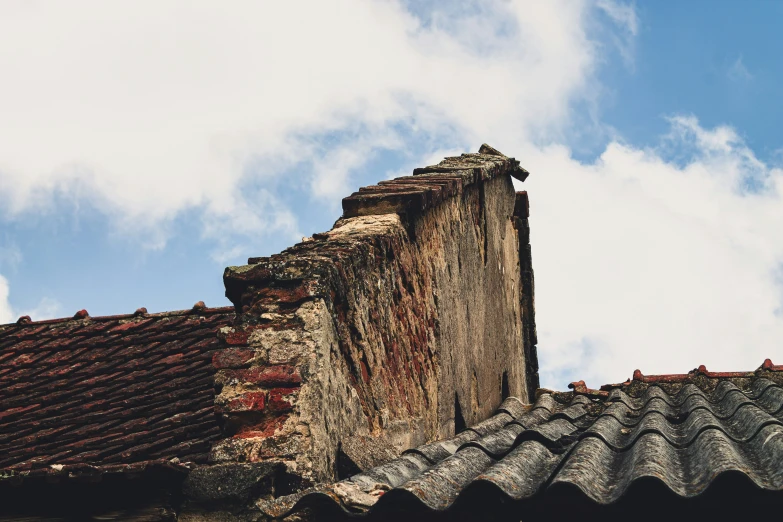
[206,145,538,492]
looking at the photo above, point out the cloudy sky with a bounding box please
[2,1,783,389]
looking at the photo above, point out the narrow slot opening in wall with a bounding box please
[454,394,466,434]
[501,371,510,400]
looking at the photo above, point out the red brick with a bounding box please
[223,365,302,387]
[220,392,267,413]
[223,330,249,346]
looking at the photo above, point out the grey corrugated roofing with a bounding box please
[262,362,783,520]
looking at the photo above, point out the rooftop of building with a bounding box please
[0,145,781,521]
[0,303,234,481]
[262,361,783,520]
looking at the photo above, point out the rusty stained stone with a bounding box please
[210,146,536,493]
[251,284,315,305]
[212,348,256,369]
[235,414,291,439]
[219,327,250,346]
[267,387,299,413]
[216,365,302,387]
[216,391,267,413]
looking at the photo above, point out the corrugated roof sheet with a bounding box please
[265,362,783,520]
[0,305,235,480]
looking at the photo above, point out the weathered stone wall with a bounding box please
[208,146,538,491]
[515,191,540,399]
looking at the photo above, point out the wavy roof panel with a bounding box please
[267,363,783,519]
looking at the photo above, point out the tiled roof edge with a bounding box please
[1,304,235,329]
[628,360,783,383]
[566,360,783,397]
[0,458,192,484]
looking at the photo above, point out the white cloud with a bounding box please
[0,0,604,251]
[525,116,783,388]
[19,297,64,322]
[596,0,638,36]
[4,1,780,391]
[728,54,753,82]
[0,275,12,324]
[0,274,63,325]
[596,0,638,68]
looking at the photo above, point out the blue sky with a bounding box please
[598,1,783,161]
[2,1,783,388]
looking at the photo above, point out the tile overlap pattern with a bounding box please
[0,307,235,479]
[267,364,783,518]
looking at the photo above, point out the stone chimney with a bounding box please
[206,145,538,491]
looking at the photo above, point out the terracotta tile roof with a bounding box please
[0,305,235,480]
[265,362,783,519]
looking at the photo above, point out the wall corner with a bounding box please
[513,190,540,400]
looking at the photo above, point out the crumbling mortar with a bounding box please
[212,146,535,495]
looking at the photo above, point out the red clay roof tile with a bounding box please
[0,306,235,478]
